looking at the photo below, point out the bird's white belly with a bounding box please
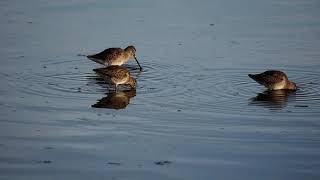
[115,78,127,85]
[271,80,286,90]
[108,58,129,66]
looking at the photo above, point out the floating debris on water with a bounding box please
[107,162,121,166]
[154,160,172,165]
[44,147,54,150]
[294,105,309,108]
[36,160,52,164]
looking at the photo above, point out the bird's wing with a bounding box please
[93,66,129,80]
[111,67,130,82]
[254,71,284,84]
[88,48,123,61]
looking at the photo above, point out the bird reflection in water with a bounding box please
[250,89,296,109]
[92,89,136,109]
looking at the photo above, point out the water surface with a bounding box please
[0,0,320,179]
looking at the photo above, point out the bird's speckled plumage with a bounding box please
[87,45,142,70]
[93,65,136,90]
[248,70,296,90]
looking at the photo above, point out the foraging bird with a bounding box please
[87,45,142,71]
[93,65,137,91]
[248,70,296,90]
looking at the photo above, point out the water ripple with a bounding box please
[3,57,320,117]
[138,66,320,117]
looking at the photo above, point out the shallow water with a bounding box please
[1,0,320,179]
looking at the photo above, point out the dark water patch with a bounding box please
[35,160,52,164]
[154,160,172,165]
[107,162,122,166]
[294,105,309,108]
[43,147,54,150]
[0,157,52,165]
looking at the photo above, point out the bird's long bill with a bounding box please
[134,55,142,71]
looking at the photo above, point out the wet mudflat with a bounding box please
[0,0,320,179]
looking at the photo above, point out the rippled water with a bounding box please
[1,0,320,179]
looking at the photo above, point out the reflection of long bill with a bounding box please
[134,55,143,71]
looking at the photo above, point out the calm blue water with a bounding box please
[0,0,320,179]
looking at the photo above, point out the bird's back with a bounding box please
[249,70,286,85]
[88,48,124,62]
[93,65,130,84]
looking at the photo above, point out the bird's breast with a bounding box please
[271,80,286,90]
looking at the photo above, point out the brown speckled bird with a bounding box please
[87,45,142,71]
[93,65,137,91]
[248,70,296,90]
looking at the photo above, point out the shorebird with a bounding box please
[248,70,296,90]
[87,45,142,71]
[93,65,137,91]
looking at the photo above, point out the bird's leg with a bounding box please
[115,84,118,92]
